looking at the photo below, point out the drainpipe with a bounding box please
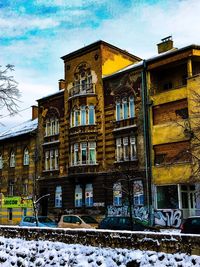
[141,60,153,226]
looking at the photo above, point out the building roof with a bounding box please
[103,44,200,80]
[37,89,64,102]
[61,40,142,62]
[0,118,38,141]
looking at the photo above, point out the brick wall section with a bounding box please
[0,226,200,255]
[153,98,188,125]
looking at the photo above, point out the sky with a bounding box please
[0,0,200,130]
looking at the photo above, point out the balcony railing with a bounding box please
[69,83,95,98]
[70,160,97,167]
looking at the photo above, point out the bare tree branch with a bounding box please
[0,65,21,116]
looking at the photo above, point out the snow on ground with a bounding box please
[0,237,199,267]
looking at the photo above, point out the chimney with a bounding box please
[59,79,65,90]
[31,105,38,120]
[157,36,174,54]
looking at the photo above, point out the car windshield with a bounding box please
[38,217,54,223]
[80,216,98,224]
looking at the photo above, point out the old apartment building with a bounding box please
[37,41,146,218]
[1,38,200,225]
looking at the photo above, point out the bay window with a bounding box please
[80,106,86,125]
[81,143,87,164]
[88,105,95,124]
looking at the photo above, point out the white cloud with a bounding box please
[1,0,200,129]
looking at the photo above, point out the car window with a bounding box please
[38,217,53,223]
[118,217,130,225]
[191,218,200,226]
[63,216,71,223]
[80,216,97,224]
[24,217,31,223]
[71,216,81,224]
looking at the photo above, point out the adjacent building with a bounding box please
[0,106,38,224]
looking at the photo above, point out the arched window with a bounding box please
[10,151,15,168]
[0,154,3,169]
[23,148,29,166]
[45,117,59,136]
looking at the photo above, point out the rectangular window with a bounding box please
[81,143,87,164]
[116,138,122,162]
[50,150,54,170]
[75,185,82,207]
[74,110,79,126]
[55,186,62,208]
[157,185,178,209]
[55,119,59,134]
[81,106,86,125]
[55,149,59,170]
[70,111,74,127]
[45,151,49,170]
[88,105,95,124]
[129,97,135,118]
[113,183,122,206]
[116,102,121,121]
[130,136,136,160]
[133,180,144,206]
[122,99,128,119]
[89,142,96,164]
[123,137,129,161]
[51,119,55,135]
[85,184,93,207]
[74,143,79,165]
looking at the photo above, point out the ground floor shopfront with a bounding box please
[38,171,146,222]
[0,194,33,225]
[154,183,200,219]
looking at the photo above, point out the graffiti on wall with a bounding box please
[107,205,149,224]
[154,209,182,228]
[107,206,182,228]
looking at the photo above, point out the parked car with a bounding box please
[99,216,155,231]
[181,216,200,234]
[19,216,57,228]
[58,214,99,229]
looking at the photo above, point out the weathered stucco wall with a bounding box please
[0,226,200,256]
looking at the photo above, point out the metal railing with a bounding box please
[69,83,95,98]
